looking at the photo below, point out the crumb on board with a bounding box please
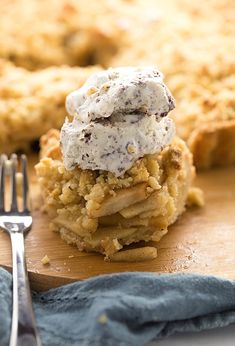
[97,314,108,324]
[68,255,74,258]
[41,255,50,265]
[187,187,205,207]
[107,246,158,262]
[49,222,58,232]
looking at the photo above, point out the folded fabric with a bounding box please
[1,268,235,346]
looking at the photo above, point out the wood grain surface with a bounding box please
[0,155,235,291]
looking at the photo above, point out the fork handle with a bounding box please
[10,231,41,346]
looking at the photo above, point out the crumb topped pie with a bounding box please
[35,67,197,261]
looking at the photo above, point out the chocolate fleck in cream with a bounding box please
[61,67,176,176]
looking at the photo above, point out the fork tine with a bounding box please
[10,153,18,212]
[21,154,30,212]
[0,155,7,211]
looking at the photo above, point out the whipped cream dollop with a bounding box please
[61,67,176,176]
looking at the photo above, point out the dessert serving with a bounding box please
[36,67,196,261]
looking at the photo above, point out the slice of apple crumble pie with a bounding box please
[35,67,198,261]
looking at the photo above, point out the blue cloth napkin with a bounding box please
[1,267,235,346]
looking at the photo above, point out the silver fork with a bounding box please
[0,154,41,346]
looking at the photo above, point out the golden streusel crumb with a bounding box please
[187,187,205,207]
[97,314,108,324]
[0,0,124,69]
[111,0,235,169]
[0,61,100,154]
[41,255,50,265]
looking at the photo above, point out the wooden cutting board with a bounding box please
[0,154,235,291]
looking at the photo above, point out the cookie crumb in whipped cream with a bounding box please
[61,66,176,176]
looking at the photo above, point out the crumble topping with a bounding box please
[41,255,50,265]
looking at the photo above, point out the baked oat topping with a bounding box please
[41,255,50,265]
[0,0,124,69]
[0,59,100,154]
